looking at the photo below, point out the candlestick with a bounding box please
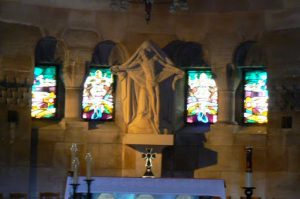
[70,143,78,171]
[85,179,94,199]
[245,146,253,187]
[70,183,79,199]
[72,157,80,184]
[85,152,93,180]
[9,122,16,144]
[242,187,255,199]
[245,146,253,172]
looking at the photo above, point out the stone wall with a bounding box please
[0,0,300,198]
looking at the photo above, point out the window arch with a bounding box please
[163,40,207,67]
[81,40,127,121]
[163,41,218,124]
[234,41,268,124]
[31,36,64,119]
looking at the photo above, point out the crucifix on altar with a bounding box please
[142,148,156,178]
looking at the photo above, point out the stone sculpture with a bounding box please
[112,40,184,134]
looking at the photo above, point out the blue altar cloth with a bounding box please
[65,177,226,199]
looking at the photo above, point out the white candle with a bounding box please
[245,146,253,187]
[72,158,79,184]
[85,153,93,180]
[9,122,16,144]
[246,172,253,187]
[70,143,78,171]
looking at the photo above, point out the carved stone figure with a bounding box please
[111,40,184,134]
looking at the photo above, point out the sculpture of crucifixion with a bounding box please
[142,148,156,178]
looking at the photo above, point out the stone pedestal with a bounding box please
[122,134,174,177]
[123,134,174,146]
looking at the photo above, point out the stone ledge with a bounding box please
[86,132,122,144]
[123,134,174,146]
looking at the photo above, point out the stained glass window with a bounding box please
[82,67,114,120]
[243,70,268,124]
[31,65,57,119]
[186,70,218,124]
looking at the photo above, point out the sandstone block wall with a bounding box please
[0,1,300,198]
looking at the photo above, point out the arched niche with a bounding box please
[233,41,268,125]
[163,40,208,67]
[83,40,128,129]
[233,40,266,67]
[163,40,217,127]
[35,36,58,64]
[33,36,65,120]
[91,40,128,65]
[162,40,186,66]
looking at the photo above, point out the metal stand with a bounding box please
[85,179,94,199]
[68,170,74,177]
[142,167,155,178]
[70,183,79,199]
[242,187,255,199]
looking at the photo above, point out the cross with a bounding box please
[142,148,156,167]
[142,148,156,178]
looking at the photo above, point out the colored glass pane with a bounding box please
[31,66,57,118]
[186,70,218,124]
[82,68,114,120]
[243,70,268,124]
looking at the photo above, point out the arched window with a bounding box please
[163,41,218,124]
[81,40,123,121]
[31,36,64,119]
[82,66,114,120]
[243,69,268,124]
[234,41,268,124]
[186,69,218,124]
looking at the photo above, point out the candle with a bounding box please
[246,172,253,187]
[9,122,16,144]
[245,146,253,187]
[72,157,79,184]
[85,153,93,180]
[70,143,78,171]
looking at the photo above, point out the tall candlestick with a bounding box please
[72,157,79,184]
[9,122,16,144]
[85,153,93,180]
[70,143,78,171]
[245,146,253,187]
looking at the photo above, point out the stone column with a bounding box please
[62,55,87,120]
[215,63,240,124]
[65,87,82,119]
[218,90,236,123]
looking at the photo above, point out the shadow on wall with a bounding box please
[162,125,217,178]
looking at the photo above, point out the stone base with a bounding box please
[123,134,174,146]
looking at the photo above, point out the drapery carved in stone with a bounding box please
[112,40,184,134]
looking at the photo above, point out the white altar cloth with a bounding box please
[65,177,226,199]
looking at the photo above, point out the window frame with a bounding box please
[31,63,61,120]
[240,66,268,125]
[80,63,116,122]
[184,67,219,126]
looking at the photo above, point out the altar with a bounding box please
[65,177,226,199]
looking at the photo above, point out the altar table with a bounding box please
[65,177,226,199]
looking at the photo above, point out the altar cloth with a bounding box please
[65,177,226,199]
